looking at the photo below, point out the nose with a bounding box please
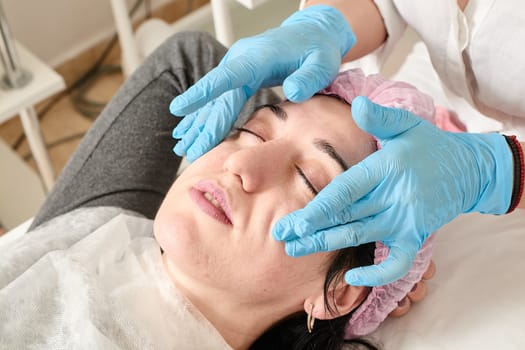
[224,142,289,192]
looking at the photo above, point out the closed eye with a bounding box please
[236,127,317,195]
[295,166,318,195]
[235,127,265,142]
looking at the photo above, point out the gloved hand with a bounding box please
[170,5,356,161]
[273,96,513,286]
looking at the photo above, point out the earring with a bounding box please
[307,303,316,333]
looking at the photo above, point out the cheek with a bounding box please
[246,237,329,296]
[271,195,311,228]
[256,257,327,302]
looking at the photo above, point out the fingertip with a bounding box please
[282,79,313,103]
[350,96,374,130]
[170,96,187,116]
[344,268,367,286]
[173,112,198,138]
[173,142,187,157]
[352,96,423,139]
[344,263,393,287]
[284,241,305,257]
[351,95,372,112]
[271,220,287,241]
[172,124,188,139]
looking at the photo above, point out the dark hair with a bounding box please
[250,242,378,350]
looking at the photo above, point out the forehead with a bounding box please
[281,95,352,127]
[250,95,353,131]
[248,96,375,166]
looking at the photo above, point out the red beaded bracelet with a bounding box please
[504,135,524,213]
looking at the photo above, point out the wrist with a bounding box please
[466,133,513,215]
[281,5,356,57]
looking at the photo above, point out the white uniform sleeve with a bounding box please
[372,0,408,66]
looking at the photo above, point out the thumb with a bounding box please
[351,96,422,139]
[344,246,414,286]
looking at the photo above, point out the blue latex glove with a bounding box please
[170,5,356,162]
[273,96,513,286]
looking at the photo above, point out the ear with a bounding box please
[304,281,370,320]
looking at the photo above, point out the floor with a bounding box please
[0,0,299,232]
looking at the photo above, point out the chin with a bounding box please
[154,209,224,291]
[153,206,200,258]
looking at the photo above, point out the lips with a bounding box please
[189,180,233,225]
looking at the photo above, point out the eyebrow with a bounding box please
[254,104,288,121]
[313,139,349,171]
[257,104,349,172]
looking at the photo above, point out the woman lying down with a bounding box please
[0,32,450,350]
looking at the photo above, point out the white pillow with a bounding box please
[371,210,525,349]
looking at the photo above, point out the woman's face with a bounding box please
[154,95,376,306]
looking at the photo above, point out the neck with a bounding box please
[162,255,299,349]
[457,0,469,11]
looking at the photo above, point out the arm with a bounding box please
[303,0,387,62]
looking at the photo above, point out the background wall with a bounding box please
[2,0,171,67]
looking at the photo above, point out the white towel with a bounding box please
[0,207,231,350]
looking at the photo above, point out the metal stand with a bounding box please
[0,2,32,89]
[0,1,55,192]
